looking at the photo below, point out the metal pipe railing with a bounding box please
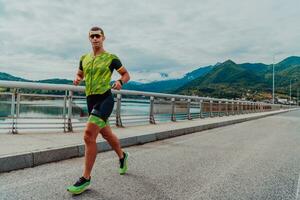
[0,80,294,134]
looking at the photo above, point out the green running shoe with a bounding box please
[119,152,129,175]
[67,176,90,195]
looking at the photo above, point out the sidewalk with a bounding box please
[0,109,292,173]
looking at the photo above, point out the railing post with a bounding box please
[225,101,229,116]
[171,98,176,121]
[209,100,213,117]
[10,89,18,134]
[116,93,123,127]
[218,101,222,117]
[149,96,156,124]
[241,102,244,114]
[16,92,20,118]
[231,101,234,115]
[237,101,240,114]
[11,91,15,134]
[200,100,204,118]
[247,103,249,113]
[63,91,67,132]
[67,90,73,132]
[247,103,250,113]
[187,99,192,120]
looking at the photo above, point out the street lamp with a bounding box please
[290,80,292,108]
[290,79,298,107]
[272,56,275,104]
[296,81,299,107]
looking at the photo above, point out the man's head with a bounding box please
[89,26,105,48]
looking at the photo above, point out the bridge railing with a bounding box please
[0,80,291,134]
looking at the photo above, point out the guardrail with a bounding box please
[0,80,291,134]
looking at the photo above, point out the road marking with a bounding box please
[296,174,300,200]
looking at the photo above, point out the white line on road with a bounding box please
[296,174,300,200]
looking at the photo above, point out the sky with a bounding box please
[0,0,299,82]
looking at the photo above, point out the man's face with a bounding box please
[89,31,105,48]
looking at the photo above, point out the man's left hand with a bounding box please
[112,80,122,90]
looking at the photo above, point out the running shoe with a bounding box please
[67,176,91,195]
[119,152,129,175]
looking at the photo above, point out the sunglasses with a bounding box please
[90,34,101,39]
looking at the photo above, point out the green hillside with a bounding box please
[1,56,299,101]
[176,57,300,101]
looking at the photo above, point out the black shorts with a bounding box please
[86,90,114,122]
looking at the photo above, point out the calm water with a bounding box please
[0,98,207,132]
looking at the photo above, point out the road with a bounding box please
[0,110,299,200]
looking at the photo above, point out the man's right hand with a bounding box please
[73,76,81,86]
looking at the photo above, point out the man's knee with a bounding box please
[101,133,109,140]
[100,130,110,140]
[84,129,97,144]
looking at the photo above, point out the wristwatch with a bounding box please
[118,79,124,86]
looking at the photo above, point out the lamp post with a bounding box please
[290,79,297,108]
[295,80,299,106]
[290,80,292,108]
[272,56,275,104]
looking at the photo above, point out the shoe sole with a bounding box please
[67,185,90,195]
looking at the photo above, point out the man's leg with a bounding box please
[100,125,123,159]
[100,125,129,175]
[83,122,101,179]
[67,122,101,194]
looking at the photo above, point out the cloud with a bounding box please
[0,0,300,82]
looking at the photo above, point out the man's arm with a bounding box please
[112,67,130,90]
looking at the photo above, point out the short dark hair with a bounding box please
[90,26,104,36]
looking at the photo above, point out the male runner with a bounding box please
[67,26,130,195]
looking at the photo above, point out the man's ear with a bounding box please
[103,35,106,41]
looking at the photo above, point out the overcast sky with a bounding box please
[0,0,299,82]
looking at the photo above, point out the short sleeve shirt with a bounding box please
[79,52,123,96]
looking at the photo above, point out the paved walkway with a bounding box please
[1,110,299,200]
[0,109,295,173]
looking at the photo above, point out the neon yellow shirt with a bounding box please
[79,52,123,96]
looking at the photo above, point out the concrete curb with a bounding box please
[0,110,290,173]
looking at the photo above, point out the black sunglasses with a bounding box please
[90,34,101,39]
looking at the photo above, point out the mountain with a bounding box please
[123,65,213,93]
[186,60,264,86]
[183,65,214,81]
[37,78,73,85]
[0,65,213,93]
[175,60,267,99]
[0,72,29,82]
[1,56,299,100]
[176,58,300,100]
[276,56,300,68]
[239,63,269,73]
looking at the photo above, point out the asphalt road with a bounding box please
[0,110,299,200]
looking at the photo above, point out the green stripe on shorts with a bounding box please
[88,115,107,128]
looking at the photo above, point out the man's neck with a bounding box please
[92,47,105,56]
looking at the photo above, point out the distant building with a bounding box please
[277,98,288,104]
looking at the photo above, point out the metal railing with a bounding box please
[0,80,291,134]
